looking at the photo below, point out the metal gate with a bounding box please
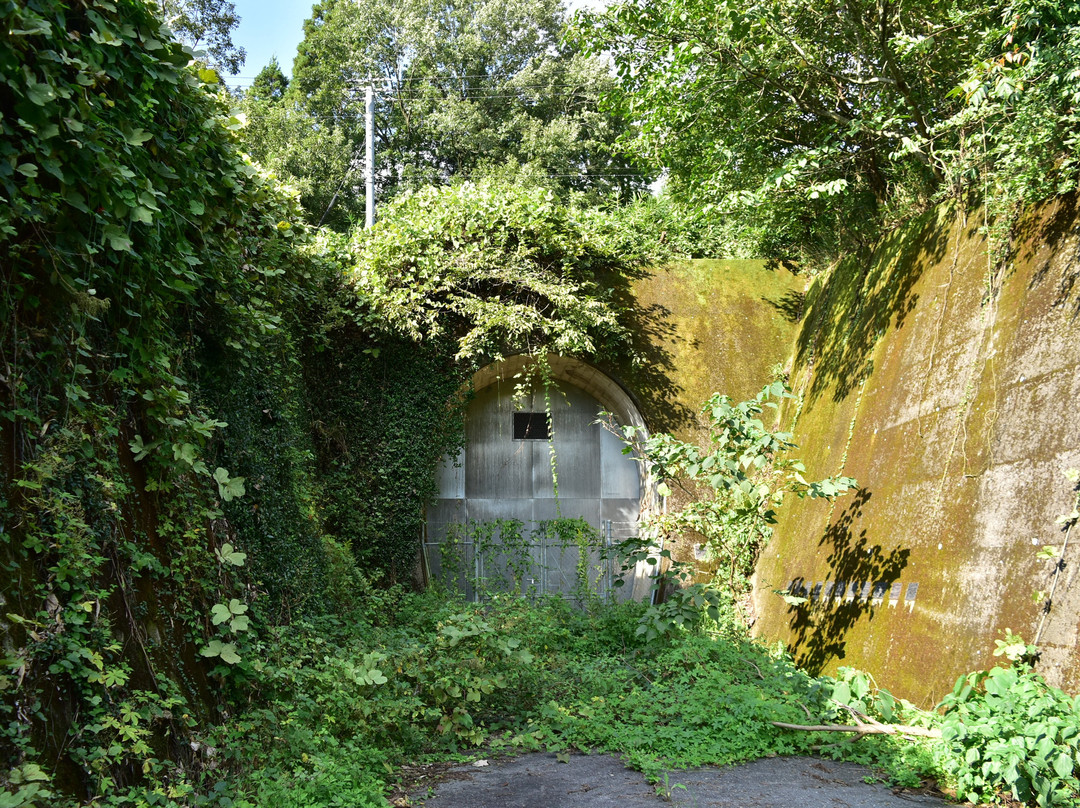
[423,519,639,603]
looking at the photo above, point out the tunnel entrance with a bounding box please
[424,356,657,602]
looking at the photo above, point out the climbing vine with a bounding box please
[0,0,337,801]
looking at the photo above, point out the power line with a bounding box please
[230,72,590,82]
[444,172,646,178]
[229,81,606,94]
[306,169,648,180]
[239,96,607,121]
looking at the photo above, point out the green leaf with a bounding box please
[10,18,51,36]
[875,691,896,722]
[831,681,851,706]
[1056,509,1079,525]
[26,82,56,106]
[17,763,49,783]
[210,604,231,625]
[215,542,247,567]
[103,225,133,252]
[222,476,245,501]
[172,442,197,465]
[200,640,240,665]
[366,669,388,685]
[124,127,153,146]
[212,467,245,501]
[200,639,223,656]
[229,615,251,633]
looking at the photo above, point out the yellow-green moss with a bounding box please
[619,259,804,442]
[754,199,1080,703]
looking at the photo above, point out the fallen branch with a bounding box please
[742,657,765,681]
[771,721,942,739]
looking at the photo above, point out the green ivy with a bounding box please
[298,334,470,582]
[0,0,335,801]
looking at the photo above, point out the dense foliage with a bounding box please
[189,588,1076,808]
[601,384,856,646]
[239,0,653,229]
[0,0,331,801]
[349,180,641,362]
[299,335,470,583]
[574,0,1080,263]
[214,590,939,807]
[6,0,1080,806]
[0,3,651,801]
[941,660,1080,806]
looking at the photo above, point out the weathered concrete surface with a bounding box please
[411,753,949,807]
[613,259,804,555]
[614,259,804,442]
[753,198,1080,703]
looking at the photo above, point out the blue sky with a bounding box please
[228,0,314,87]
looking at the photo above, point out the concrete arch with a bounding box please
[470,354,649,435]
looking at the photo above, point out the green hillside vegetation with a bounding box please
[574,0,1080,265]
[3,0,1080,806]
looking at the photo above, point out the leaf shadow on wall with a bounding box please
[601,268,694,434]
[794,209,965,405]
[1021,193,1080,320]
[784,489,910,675]
[765,289,806,324]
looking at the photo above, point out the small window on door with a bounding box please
[513,412,550,440]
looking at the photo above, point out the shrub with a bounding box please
[939,663,1080,806]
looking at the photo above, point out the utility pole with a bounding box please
[365,82,375,229]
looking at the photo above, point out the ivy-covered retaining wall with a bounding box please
[752,198,1080,705]
[0,1,472,798]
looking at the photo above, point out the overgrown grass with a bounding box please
[30,579,1065,807]
[204,588,948,807]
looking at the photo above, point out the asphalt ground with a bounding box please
[406,752,954,808]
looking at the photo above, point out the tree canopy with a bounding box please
[574,0,1080,261]
[240,0,653,229]
[247,56,289,102]
[159,0,246,73]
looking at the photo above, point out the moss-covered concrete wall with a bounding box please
[752,198,1080,705]
[606,259,804,577]
[615,259,804,443]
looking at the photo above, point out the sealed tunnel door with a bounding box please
[426,373,644,601]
